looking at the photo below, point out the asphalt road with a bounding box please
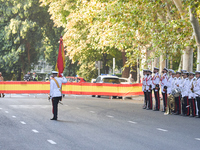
[0,94,200,150]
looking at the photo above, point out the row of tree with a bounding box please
[1,0,200,81]
[40,0,200,80]
[0,0,79,80]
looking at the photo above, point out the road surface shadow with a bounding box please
[56,120,77,123]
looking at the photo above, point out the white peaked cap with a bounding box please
[52,71,58,74]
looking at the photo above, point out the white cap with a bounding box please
[52,71,58,74]
[168,69,173,72]
[163,67,168,72]
[154,67,159,70]
[195,71,200,74]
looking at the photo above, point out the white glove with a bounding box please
[61,73,63,77]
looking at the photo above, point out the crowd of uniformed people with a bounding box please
[142,67,200,117]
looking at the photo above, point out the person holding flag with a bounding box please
[49,36,67,120]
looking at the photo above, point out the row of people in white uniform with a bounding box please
[142,67,200,117]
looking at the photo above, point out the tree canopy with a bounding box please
[0,0,64,80]
[1,0,200,80]
[41,0,200,73]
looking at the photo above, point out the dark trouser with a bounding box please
[196,97,200,117]
[52,97,62,119]
[154,88,160,110]
[189,99,196,117]
[143,91,147,108]
[147,90,152,109]
[182,96,189,116]
[162,92,167,111]
[0,93,4,97]
[175,96,181,114]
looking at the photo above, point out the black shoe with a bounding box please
[196,115,200,118]
[2,94,5,98]
[174,112,180,115]
[50,118,57,120]
[143,107,147,109]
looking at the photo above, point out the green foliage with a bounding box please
[0,0,71,80]
[41,0,197,72]
[63,56,79,77]
[0,0,53,80]
[115,73,122,77]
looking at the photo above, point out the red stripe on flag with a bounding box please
[55,36,65,77]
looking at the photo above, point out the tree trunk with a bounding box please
[153,57,159,69]
[17,68,22,81]
[26,42,31,64]
[178,55,183,71]
[173,0,192,71]
[159,55,165,74]
[131,64,137,82]
[182,46,193,72]
[122,50,130,78]
[190,6,200,71]
[173,0,185,19]
[102,53,109,74]
[136,57,140,83]
[170,57,173,69]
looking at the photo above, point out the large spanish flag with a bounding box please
[55,36,65,77]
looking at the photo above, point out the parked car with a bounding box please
[119,78,132,84]
[92,74,121,98]
[95,74,120,84]
[66,76,86,83]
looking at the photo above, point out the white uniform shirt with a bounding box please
[161,73,168,93]
[175,77,182,89]
[146,75,152,91]
[171,77,177,91]
[193,77,200,97]
[180,78,190,97]
[167,75,173,94]
[142,75,147,92]
[50,77,67,98]
[152,72,160,89]
[181,77,185,84]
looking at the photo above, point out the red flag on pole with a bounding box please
[55,36,65,77]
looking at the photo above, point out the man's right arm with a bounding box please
[62,77,67,83]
